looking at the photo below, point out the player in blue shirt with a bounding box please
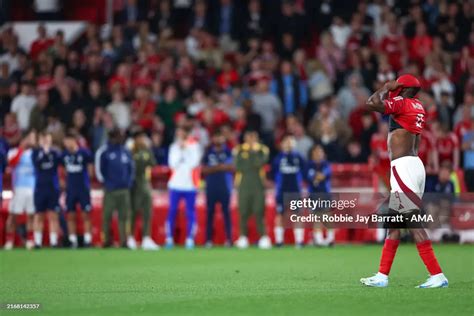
[272,134,305,247]
[32,131,62,248]
[202,129,234,247]
[306,144,334,246]
[62,133,94,248]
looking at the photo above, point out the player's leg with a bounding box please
[25,213,35,250]
[409,226,448,288]
[24,189,35,249]
[80,191,93,247]
[102,191,114,247]
[117,189,131,247]
[255,190,271,249]
[34,212,45,248]
[360,228,401,287]
[236,189,251,249]
[141,190,158,250]
[313,222,324,246]
[165,189,180,247]
[47,190,61,247]
[220,191,232,246]
[4,213,16,250]
[184,190,197,249]
[33,190,47,248]
[47,210,60,247]
[205,191,217,246]
[127,189,138,250]
[274,194,284,247]
[293,222,305,248]
[66,194,78,248]
[4,194,21,250]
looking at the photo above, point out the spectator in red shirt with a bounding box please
[196,97,230,133]
[432,121,460,170]
[216,60,239,91]
[418,130,439,175]
[370,121,390,188]
[30,24,54,61]
[454,105,474,144]
[131,85,156,131]
[108,63,131,95]
[379,15,406,72]
[3,113,21,147]
[409,22,433,65]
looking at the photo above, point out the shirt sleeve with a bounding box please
[383,96,405,115]
[94,146,107,183]
[168,144,181,169]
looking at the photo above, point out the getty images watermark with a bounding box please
[282,192,474,229]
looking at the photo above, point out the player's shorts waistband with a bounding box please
[390,155,422,167]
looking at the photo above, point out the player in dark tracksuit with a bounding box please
[305,144,333,246]
[202,130,234,247]
[95,129,134,247]
[62,133,93,248]
[272,135,305,247]
[32,132,61,248]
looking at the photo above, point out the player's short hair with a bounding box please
[108,128,123,143]
[64,131,78,139]
[211,128,224,137]
[132,129,147,138]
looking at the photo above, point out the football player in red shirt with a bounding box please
[360,74,448,288]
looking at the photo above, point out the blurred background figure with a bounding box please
[202,129,234,247]
[32,131,61,248]
[306,144,334,247]
[166,125,202,249]
[95,129,134,248]
[271,134,305,248]
[233,130,270,249]
[4,132,36,250]
[129,130,159,250]
[62,132,93,248]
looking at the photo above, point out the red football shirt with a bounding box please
[418,130,435,165]
[383,96,426,134]
[370,132,390,172]
[436,132,459,165]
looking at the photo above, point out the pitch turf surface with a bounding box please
[0,244,473,316]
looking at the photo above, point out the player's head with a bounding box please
[22,130,37,148]
[243,129,259,145]
[310,144,326,162]
[108,128,124,145]
[133,129,149,149]
[175,124,192,142]
[438,161,452,182]
[391,74,421,99]
[38,131,53,148]
[63,132,79,152]
[211,128,225,147]
[280,134,296,153]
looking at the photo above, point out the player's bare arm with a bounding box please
[366,81,403,113]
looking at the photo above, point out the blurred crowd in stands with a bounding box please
[0,0,473,191]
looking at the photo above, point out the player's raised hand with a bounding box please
[384,81,403,91]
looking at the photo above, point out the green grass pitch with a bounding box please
[0,244,473,316]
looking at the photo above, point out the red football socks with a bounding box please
[416,240,443,275]
[379,239,400,275]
